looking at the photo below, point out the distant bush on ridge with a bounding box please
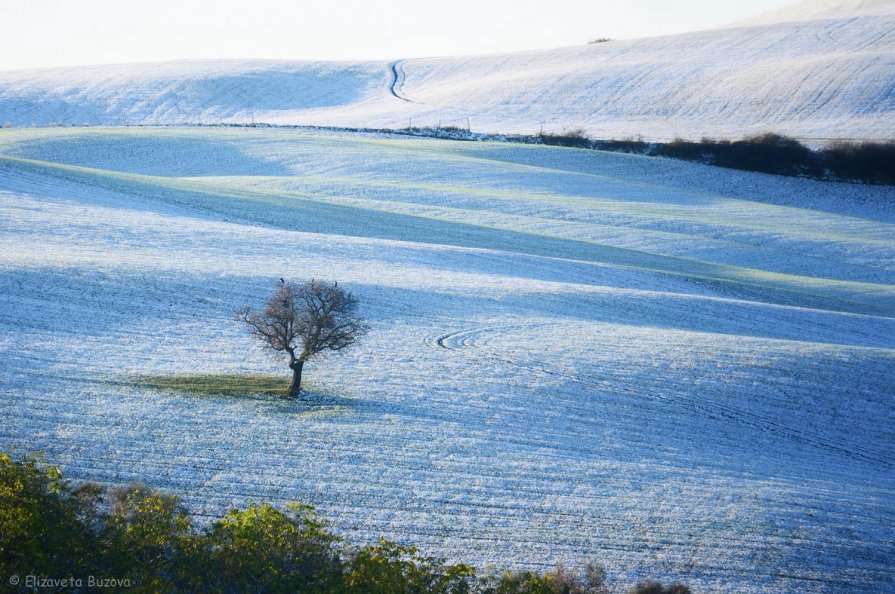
[537,129,593,149]
[652,133,895,184]
[820,140,895,185]
[524,128,895,184]
[656,133,819,177]
[551,130,895,185]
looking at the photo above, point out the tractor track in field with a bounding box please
[430,323,895,468]
[388,60,413,103]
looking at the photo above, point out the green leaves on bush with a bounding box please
[346,538,475,594]
[1,452,693,593]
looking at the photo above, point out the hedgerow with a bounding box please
[1,451,693,593]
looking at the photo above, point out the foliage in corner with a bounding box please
[1,452,693,594]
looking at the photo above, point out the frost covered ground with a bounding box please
[1,127,894,593]
[1,0,892,140]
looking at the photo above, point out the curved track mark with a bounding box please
[430,324,895,468]
[388,60,413,103]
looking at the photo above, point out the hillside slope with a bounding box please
[1,127,895,593]
[0,0,892,139]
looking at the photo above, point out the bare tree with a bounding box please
[236,280,369,397]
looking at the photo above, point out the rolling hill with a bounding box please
[0,0,892,140]
[1,126,894,592]
[1,1,894,592]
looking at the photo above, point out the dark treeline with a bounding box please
[122,122,893,185]
[1,452,692,594]
[546,132,895,185]
[391,127,895,185]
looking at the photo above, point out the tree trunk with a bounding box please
[288,360,304,398]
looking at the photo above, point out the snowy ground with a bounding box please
[1,127,894,593]
[1,0,892,140]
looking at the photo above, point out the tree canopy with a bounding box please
[237,279,369,397]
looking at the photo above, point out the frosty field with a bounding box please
[2,0,892,140]
[1,127,894,592]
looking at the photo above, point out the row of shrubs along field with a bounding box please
[551,132,895,185]
[430,128,895,184]
[153,123,894,185]
[1,451,692,594]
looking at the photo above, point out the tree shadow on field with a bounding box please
[129,373,364,417]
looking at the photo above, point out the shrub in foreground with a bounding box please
[0,452,102,580]
[1,452,693,593]
[629,581,692,594]
[478,563,611,594]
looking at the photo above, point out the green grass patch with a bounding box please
[139,374,290,398]
[135,375,354,414]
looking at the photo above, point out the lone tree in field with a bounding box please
[237,280,369,397]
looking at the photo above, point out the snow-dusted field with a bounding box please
[1,0,892,140]
[1,127,894,592]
